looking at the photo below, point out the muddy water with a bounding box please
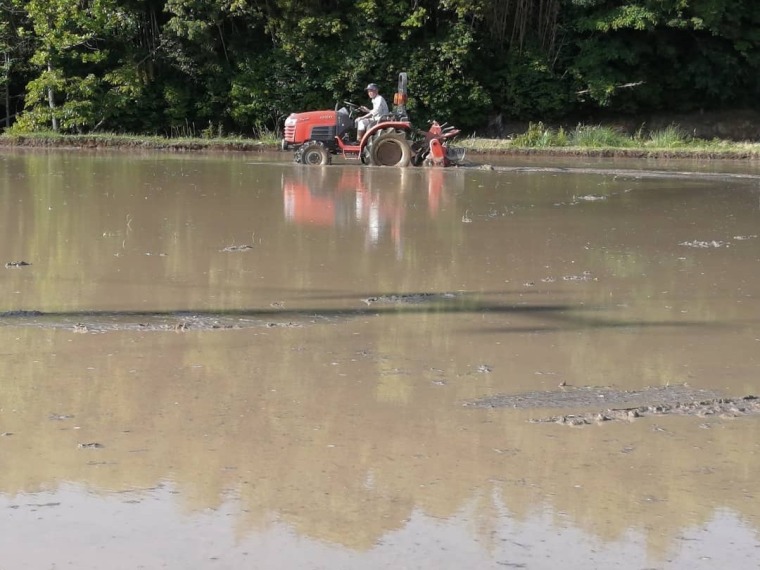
[1,149,759,569]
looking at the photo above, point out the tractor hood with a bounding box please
[283,109,352,143]
[284,109,339,125]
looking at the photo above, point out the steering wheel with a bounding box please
[343,101,362,117]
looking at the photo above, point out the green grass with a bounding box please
[510,122,563,147]
[643,124,690,148]
[570,124,631,148]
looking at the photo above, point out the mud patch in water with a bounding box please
[531,395,760,426]
[464,384,718,409]
[0,310,317,333]
[361,292,461,305]
[464,385,760,426]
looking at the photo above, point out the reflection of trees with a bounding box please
[1,319,759,559]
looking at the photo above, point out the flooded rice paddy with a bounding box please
[1,149,759,569]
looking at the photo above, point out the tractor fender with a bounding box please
[360,121,412,151]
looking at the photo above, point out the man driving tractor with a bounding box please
[282,72,463,167]
[356,83,389,141]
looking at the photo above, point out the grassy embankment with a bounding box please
[460,122,760,159]
[2,122,759,159]
[0,131,271,152]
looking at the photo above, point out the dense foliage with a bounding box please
[1,0,758,135]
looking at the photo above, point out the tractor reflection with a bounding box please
[282,167,452,257]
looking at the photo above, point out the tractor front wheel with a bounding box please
[367,131,412,167]
[296,141,331,165]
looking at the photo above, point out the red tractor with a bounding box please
[281,73,463,167]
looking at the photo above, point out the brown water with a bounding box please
[1,149,759,569]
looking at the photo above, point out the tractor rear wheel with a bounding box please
[296,141,331,165]
[367,130,412,167]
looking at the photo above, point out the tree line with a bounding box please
[1,0,758,136]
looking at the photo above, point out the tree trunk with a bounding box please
[47,61,58,131]
[4,52,9,128]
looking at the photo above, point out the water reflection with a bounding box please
[282,167,461,257]
[1,150,759,568]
